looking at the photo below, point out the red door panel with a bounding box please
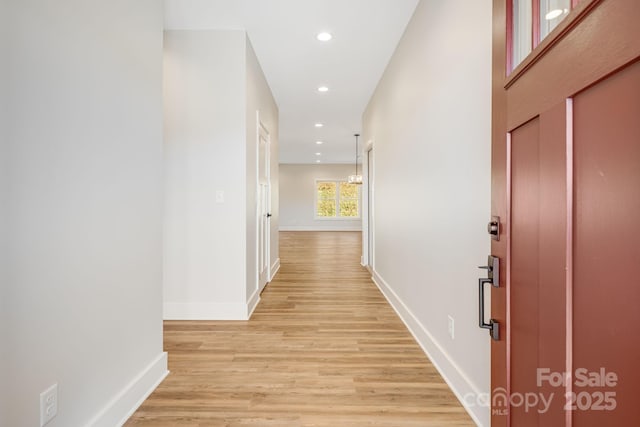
[573,59,640,426]
[511,118,542,427]
[535,103,569,426]
[510,104,567,426]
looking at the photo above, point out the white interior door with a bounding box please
[258,121,271,292]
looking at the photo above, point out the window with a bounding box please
[510,0,576,72]
[511,0,533,69]
[539,0,571,40]
[316,181,360,219]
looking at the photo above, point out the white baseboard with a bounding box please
[247,288,261,318]
[371,270,488,427]
[87,352,168,427]
[270,257,281,280]
[279,226,362,232]
[164,302,249,320]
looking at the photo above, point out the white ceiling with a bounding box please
[164,0,419,164]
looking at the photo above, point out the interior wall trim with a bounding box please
[164,302,249,320]
[87,352,168,427]
[371,270,488,427]
[279,226,362,232]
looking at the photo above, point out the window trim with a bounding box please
[314,179,361,220]
[506,0,588,80]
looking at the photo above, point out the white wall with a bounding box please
[164,30,279,320]
[164,30,247,319]
[280,164,363,231]
[3,1,167,426]
[0,0,8,423]
[246,37,280,303]
[363,1,492,425]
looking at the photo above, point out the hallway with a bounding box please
[126,232,474,426]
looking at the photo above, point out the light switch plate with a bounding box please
[448,315,455,340]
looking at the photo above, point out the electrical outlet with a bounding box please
[215,190,225,203]
[40,383,58,426]
[448,315,455,339]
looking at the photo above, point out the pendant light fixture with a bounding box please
[348,133,363,185]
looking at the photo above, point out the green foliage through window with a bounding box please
[317,200,336,217]
[317,181,359,218]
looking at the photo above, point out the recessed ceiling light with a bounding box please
[316,32,332,42]
[317,86,329,93]
[315,152,322,156]
[315,123,323,128]
[316,141,324,145]
[545,8,565,20]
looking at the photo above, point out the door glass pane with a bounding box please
[512,0,532,70]
[540,0,571,41]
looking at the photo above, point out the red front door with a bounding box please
[491,0,640,425]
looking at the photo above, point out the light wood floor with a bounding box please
[126,231,474,427]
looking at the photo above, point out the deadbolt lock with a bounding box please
[487,216,500,241]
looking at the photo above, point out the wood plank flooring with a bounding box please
[126,231,474,427]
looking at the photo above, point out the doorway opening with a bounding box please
[258,118,271,293]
